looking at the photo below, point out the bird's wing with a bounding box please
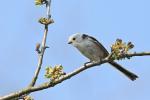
[82,34,109,55]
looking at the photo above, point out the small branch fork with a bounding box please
[0,52,150,100]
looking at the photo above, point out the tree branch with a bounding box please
[1,52,150,100]
[29,27,48,87]
[29,0,51,87]
[127,52,150,57]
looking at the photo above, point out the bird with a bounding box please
[68,33,138,81]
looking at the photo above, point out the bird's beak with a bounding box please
[68,41,72,44]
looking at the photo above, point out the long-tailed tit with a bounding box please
[68,33,138,81]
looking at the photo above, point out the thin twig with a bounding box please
[127,52,150,57]
[29,27,48,87]
[1,52,150,100]
[29,0,51,87]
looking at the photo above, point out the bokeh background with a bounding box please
[0,0,150,100]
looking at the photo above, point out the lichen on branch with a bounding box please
[111,39,134,60]
[45,65,66,81]
[35,0,46,5]
[38,17,54,25]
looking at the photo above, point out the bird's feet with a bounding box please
[84,60,102,67]
[84,61,92,67]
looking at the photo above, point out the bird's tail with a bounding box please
[109,61,138,81]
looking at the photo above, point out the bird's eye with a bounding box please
[72,38,76,40]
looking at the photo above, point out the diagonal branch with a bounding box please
[29,0,52,87]
[127,52,150,57]
[29,26,48,87]
[1,52,150,100]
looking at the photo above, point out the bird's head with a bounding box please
[68,33,87,47]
